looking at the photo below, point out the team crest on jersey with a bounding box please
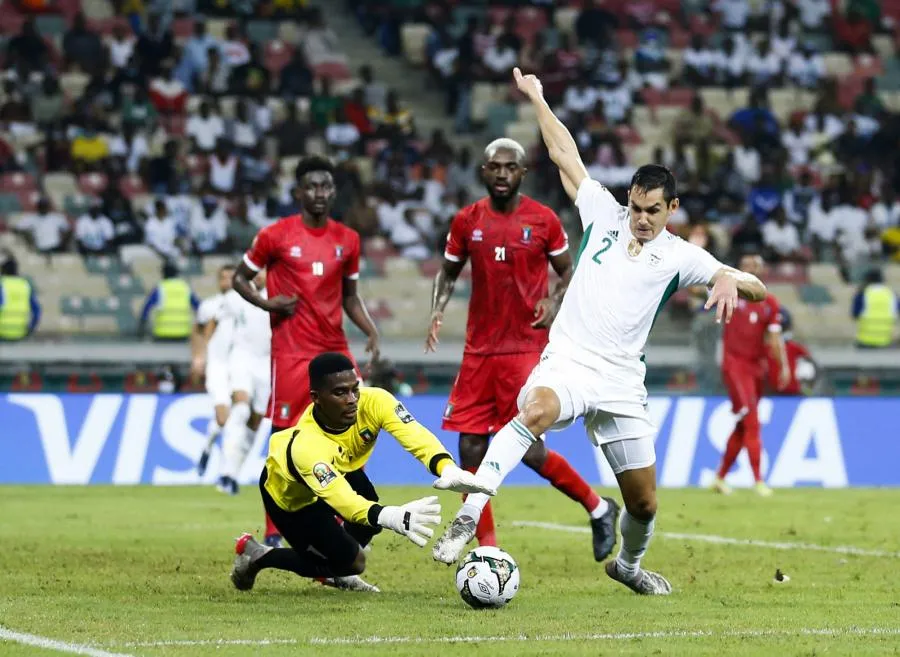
[472,229,483,242]
[335,245,344,259]
[360,428,376,443]
[648,252,662,267]
[289,245,302,258]
[395,403,415,424]
[521,225,533,244]
[313,462,337,486]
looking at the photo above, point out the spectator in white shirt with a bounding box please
[186,101,225,153]
[714,0,751,31]
[763,207,803,261]
[788,43,825,89]
[390,208,432,261]
[598,79,633,124]
[682,35,721,86]
[109,23,136,70]
[227,99,259,152]
[734,134,762,183]
[482,34,518,82]
[781,114,815,167]
[747,39,783,87]
[108,124,149,175]
[770,20,797,64]
[221,24,250,68]
[189,194,228,254]
[144,199,183,260]
[14,198,71,254]
[871,185,900,229]
[717,36,747,88]
[184,21,219,76]
[797,0,832,31]
[246,186,277,228]
[563,79,599,116]
[325,106,361,158]
[75,202,115,255]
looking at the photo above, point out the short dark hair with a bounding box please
[1,255,18,276]
[295,155,335,183]
[309,352,356,390]
[864,268,884,285]
[630,164,677,204]
[219,264,236,274]
[162,261,180,279]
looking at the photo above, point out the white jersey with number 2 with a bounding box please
[545,179,723,417]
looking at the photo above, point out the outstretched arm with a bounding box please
[514,67,589,202]
[425,258,465,352]
[705,266,767,323]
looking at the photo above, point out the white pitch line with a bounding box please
[116,627,900,648]
[0,626,135,657]
[512,521,900,558]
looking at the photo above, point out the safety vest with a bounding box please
[856,284,897,348]
[0,276,31,340]
[152,278,193,339]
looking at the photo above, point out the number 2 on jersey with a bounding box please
[592,237,613,265]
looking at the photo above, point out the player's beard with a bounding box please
[486,180,520,205]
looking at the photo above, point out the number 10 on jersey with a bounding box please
[312,261,324,276]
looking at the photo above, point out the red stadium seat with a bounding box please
[185,154,208,178]
[162,114,188,136]
[171,18,195,40]
[615,29,639,49]
[78,172,109,196]
[365,299,394,321]
[854,54,883,79]
[313,60,351,81]
[264,40,293,74]
[118,174,147,199]
[87,17,129,36]
[0,12,26,36]
[0,172,37,193]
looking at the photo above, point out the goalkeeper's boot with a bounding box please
[590,496,620,562]
[321,575,381,593]
[605,560,672,596]
[231,533,272,591]
[755,481,773,497]
[432,515,476,565]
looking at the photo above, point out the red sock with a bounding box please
[742,410,763,481]
[464,467,496,546]
[717,422,744,479]
[264,512,279,538]
[538,450,600,513]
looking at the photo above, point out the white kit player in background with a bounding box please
[192,265,236,476]
[432,68,769,595]
[215,269,272,495]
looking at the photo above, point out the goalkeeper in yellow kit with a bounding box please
[230,352,496,592]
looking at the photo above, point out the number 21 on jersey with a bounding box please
[494,246,506,261]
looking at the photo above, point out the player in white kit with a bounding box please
[215,269,272,495]
[192,265,236,475]
[431,69,768,595]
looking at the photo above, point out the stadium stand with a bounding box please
[0,0,899,355]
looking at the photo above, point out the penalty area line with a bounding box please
[512,520,900,558]
[0,625,135,657]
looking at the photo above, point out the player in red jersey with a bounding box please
[712,253,790,496]
[233,156,381,546]
[766,308,817,395]
[425,138,619,561]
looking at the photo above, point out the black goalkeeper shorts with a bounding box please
[259,468,381,567]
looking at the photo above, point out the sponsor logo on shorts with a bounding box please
[312,462,337,487]
[521,225,532,244]
[443,403,453,419]
[289,245,302,258]
[360,428,376,443]
[395,403,415,424]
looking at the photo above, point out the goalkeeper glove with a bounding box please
[377,496,442,547]
[432,462,497,496]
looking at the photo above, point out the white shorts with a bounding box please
[229,350,271,415]
[205,359,231,407]
[517,352,658,472]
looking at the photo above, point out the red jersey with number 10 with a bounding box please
[444,195,569,355]
[243,215,360,355]
[722,294,782,364]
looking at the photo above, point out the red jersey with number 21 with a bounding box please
[243,215,360,355]
[722,294,782,364]
[444,195,569,355]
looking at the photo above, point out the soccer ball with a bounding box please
[455,546,520,609]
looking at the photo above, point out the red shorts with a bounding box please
[722,356,764,415]
[270,349,357,429]
[442,352,541,435]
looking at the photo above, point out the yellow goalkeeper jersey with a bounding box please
[264,386,452,525]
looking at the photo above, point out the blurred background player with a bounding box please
[215,269,271,495]
[232,155,381,546]
[713,252,790,496]
[138,261,200,341]
[0,251,41,342]
[766,307,818,396]
[230,352,494,593]
[852,268,899,349]
[426,137,618,561]
[192,265,236,476]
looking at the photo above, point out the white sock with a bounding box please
[458,418,537,521]
[221,401,251,479]
[615,510,655,579]
[589,497,610,519]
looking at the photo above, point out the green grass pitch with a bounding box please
[1,486,899,656]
